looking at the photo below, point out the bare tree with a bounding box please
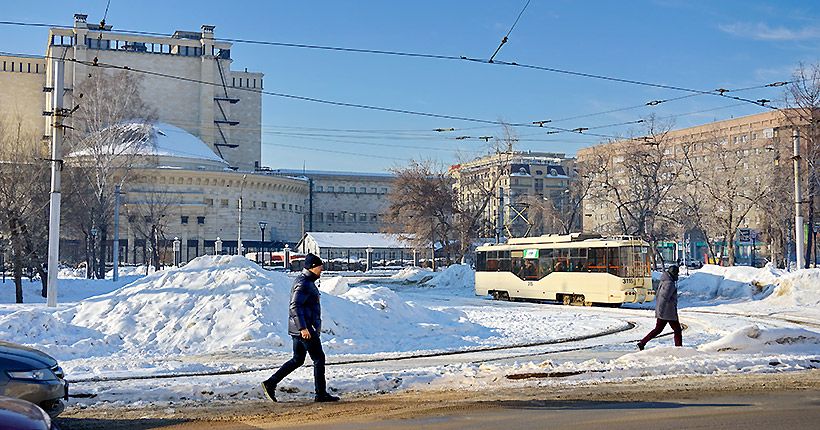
[64,70,156,278]
[585,117,683,265]
[124,186,176,272]
[783,63,820,268]
[382,159,457,265]
[0,118,50,302]
[679,130,776,266]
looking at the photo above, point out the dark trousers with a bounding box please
[267,335,327,395]
[640,318,683,347]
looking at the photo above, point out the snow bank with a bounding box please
[0,309,122,359]
[678,264,785,303]
[766,269,820,308]
[700,325,820,354]
[319,276,350,295]
[391,267,436,283]
[60,256,489,357]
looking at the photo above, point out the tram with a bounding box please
[475,233,654,306]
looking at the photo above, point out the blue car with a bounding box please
[0,395,53,430]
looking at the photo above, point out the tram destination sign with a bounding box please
[524,249,539,259]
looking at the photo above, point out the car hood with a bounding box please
[0,341,57,371]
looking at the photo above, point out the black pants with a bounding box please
[267,335,327,395]
[640,318,683,347]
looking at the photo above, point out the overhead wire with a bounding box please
[0,20,786,110]
[489,0,531,63]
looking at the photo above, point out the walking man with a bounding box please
[638,265,682,350]
[262,253,340,402]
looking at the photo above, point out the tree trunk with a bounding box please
[97,228,108,279]
[805,189,814,269]
[11,243,23,304]
[727,230,736,266]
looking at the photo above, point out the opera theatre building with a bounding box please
[0,14,308,266]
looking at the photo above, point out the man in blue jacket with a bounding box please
[262,253,340,402]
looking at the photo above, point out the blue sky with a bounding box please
[2,1,819,172]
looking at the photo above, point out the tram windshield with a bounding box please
[476,245,651,280]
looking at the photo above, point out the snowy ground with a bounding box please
[0,258,818,408]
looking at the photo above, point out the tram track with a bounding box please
[66,321,638,386]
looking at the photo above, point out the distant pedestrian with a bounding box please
[637,265,682,350]
[262,253,340,402]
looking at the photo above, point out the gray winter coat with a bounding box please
[655,271,679,321]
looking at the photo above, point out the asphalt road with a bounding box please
[57,386,820,430]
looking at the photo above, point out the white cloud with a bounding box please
[719,22,820,41]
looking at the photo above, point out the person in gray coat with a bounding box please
[637,265,683,350]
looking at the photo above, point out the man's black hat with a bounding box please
[304,253,323,269]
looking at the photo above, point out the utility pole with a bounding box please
[237,174,247,256]
[112,185,121,282]
[497,187,504,243]
[794,129,805,270]
[46,58,65,308]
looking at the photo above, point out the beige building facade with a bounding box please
[449,151,576,239]
[270,169,395,234]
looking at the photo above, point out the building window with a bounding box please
[370,214,378,222]
[221,199,229,207]
[261,201,267,209]
[370,187,377,193]
[359,187,366,193]
[197,216,205,225]
[338,186,345,193]
[328,186,334,192]
[272,203,277,209]
[380,188,387,193]
[359,213,367,222]
[315,185,323,192]
[317,213,324,222]
[289,204,293,211]
[181,216,189,225]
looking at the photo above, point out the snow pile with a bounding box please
[423,264,474,294]
[62,255,488,356]
[678,264,784,303]
[0,309,122,359]
[319,276,350,295]
[766,269,820,308]
[391,267,436,283]
[700,325,820,354]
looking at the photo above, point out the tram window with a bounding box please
[553,249,569,272]
[485,250,499,271]
[539,249,554,258]
[516,258,539,280]
[568,248,588,272]
[476,252,486,271]
[512,257,524,277]
[608,248,622,276]
[588,248,608,272]
[499,251,511,271]
[539,255,554,276]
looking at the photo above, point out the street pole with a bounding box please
[113,185,121,282]
[430,220,436,271]
[238,174,247,256]
[793,129,805,270]
[46,58,65,307]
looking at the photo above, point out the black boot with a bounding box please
[315,392,340,402]
[262,380,277,402]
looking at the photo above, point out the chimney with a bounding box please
[201,24,215,39]
[74,13,88,28]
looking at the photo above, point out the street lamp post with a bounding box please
[283,244,291,271]
[0,232,5,283]
[258,221,267,266]
[412,248,418,267]
[215,237,223,256]
[237,174,248,257]
[90,227,98,278]
[172,237,181,266]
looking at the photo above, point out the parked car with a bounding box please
[685,260,704,269]
[0,341,67,418]
[0,395,53,430]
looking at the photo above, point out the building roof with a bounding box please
[69,122,229,168]
[269,169,395,179]
[304,232,413,249]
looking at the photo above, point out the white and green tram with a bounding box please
[475,233,655,306]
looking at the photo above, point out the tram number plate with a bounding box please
[622,278,635,284]
[527,281,534,287]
